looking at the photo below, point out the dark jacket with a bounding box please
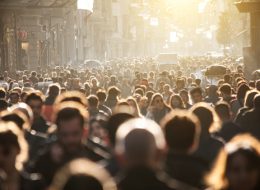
[118,166,176,190]
[29,142,105,186]
[165,151,209,188]
[240,108,260,140]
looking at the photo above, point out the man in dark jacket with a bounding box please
[115,118,195,190]
[29,101,105,186]
[162,111,207,189]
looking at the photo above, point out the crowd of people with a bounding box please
[0,56,260,190]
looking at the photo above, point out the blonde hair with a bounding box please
[54,91,88,107]
[206,134,260,190]
[126,96,142,117]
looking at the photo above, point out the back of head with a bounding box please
[48,83,60,97]
[236,83,250,104]
[0,99,8,111]
[161,111,200,154]
[64,175,103,190]
[254,94,260,109]
[190,87,203,97]
[0,121,28,171]
[191,102,220,134]
[25,91,44,104]
[54,91,88,107]
[106,113,134,147]
[215,101,231,121]
[96,90,107,102]
[107,86,120,98]
[219,83,232,95]
[115,118,165,167]
[256,79,260,91]
[0,88,6,99]
[244,90,259,108]
[50,159,117,190]
[88,95,99,108]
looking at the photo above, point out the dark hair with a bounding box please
[162,111,200,153]
[236,83,250,106]
[0,130,20,155]
[64,175,103,190]
[107,86,120,97]
[191,104,216,133]
[190,87,203,96]
[56,107,85,129]
[223,74,231,83]
[195,78,201,86]
[106,113,134,147]
[1,113,26,130]
[227,147,260,172]
[0,99,8,111]
[25,92,44,104]
[169,94,185,109]
[31,71,37,76]
[219,83,232,95]
[145,91,154,101]
[254,94,260,109]
[180,89,188,96]
[0,88,6,99]
[48,84,60,97]
[215,101,231,119]
[9,91,20,98]
[244,90,259,108]
[96,91,107,102]
[134,88,144,97]
[88,95,99,108]
[150,93,169,108]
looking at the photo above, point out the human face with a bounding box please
[227,153,259,190]
[58,117,83,154]
[180,93,188,104]
[191,92,203,104]
[10,94,19,104]
[153,96,164,110]
[164,86,170,93]
[171,97,181,108]
[27,99,42,119]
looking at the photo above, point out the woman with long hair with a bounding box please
[169,94,185,110]
[206,134,260,190]
[146,93,171,124]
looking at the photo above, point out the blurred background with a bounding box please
[0,0,253,71]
